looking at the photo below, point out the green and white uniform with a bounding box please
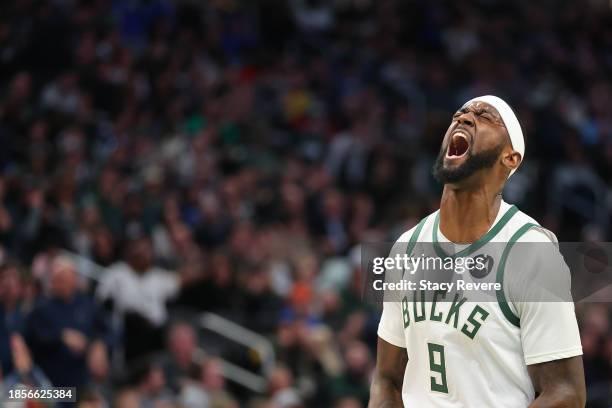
[377,201,582,407]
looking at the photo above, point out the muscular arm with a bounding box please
[368,337,408,408]
[527,356,586,408]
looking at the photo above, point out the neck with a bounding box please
[439,184,502,243]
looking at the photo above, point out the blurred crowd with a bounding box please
[1,0,612,407]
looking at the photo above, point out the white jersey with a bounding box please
[377,200,582,407]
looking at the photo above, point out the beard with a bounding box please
[432,142,504,184]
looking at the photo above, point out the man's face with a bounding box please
[433,101,509,184]
[0,267,23,303]
[127,238,153,272]
[50,260,78,300]
[169,324,196,361]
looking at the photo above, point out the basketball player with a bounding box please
[368,96,585,407]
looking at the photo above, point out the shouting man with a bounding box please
[369,96,585,407]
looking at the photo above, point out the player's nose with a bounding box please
[456,112,475,127]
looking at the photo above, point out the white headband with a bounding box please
[462,95,524,177]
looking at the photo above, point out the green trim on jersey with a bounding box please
[405,215,430,257]
[495,222,538,328]
[432,205,519,258]
[401,215,430,279]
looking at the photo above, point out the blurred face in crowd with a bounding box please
[9,71,31,102]
[0,265,24,305]
[211,252,232,286]
[295,254,318,282]
[49,257,78,301]
[201,358,225,390]
[246,267,270,295]
[149,366,166,393]
[168,323,196,367]
[113,389,140,408]
[169,223,194,254]
[92,227,114,263]
[77,395,105,408]
[344,341,371,375]
[139,365,166,395]
[322,189,345,218]
[333,397,362,408]
[126,238,153,273]
[281,183,305,216]
[433,101,515,186]
[268,365,293,393]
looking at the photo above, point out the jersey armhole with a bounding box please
[377,328,407,349]
[495,222,538,328]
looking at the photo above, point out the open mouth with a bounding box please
[446,131,470,158]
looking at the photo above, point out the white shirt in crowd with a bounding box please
[96,262,179,327]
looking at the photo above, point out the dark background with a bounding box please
[0,0,611,407]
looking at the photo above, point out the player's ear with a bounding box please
[502,150,521,171]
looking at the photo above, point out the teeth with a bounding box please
[447,130,469,157]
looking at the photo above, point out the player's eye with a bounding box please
[478,111,494,121]
[453,109,466,118]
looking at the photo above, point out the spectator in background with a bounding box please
[2,332,52,390]
[0,177,12,245]
[326,341,372,406]
[25,256,110,387]
[159,321,201,393]
[173,251,238,318]
[87,340,113,406]
[0,262,28,376]
[313,189,349,255]
[133,360,175,408]
[268,364,303,408]
[577,304,612,406]
[96,236,180,363]
[88,225,118,268]
[76,388,107,408]
[40,72,82,116]
[239,265,283,333]
[113,388,141,408]
[333,396,363,408]
[179,356,242,408]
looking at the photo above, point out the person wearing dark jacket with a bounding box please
[0,262,29,377]
[25,256,110,387]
